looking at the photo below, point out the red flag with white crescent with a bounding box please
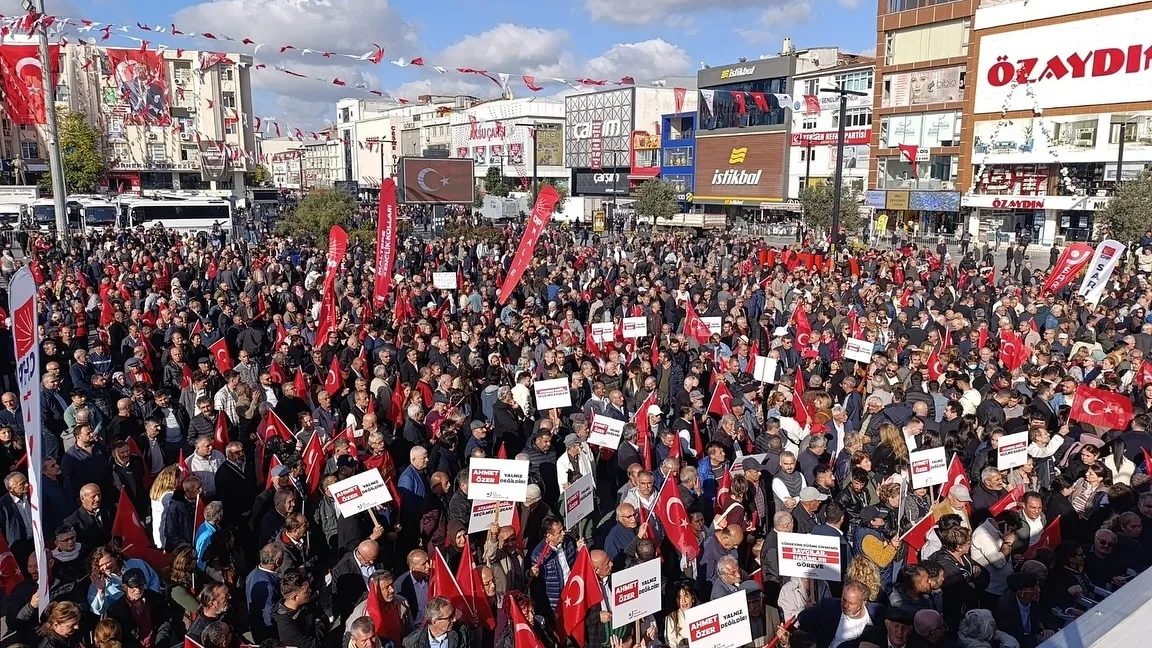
[707,380,734,417]
[507,592,545,648]
[1069,384,1133,430]
[213,411,229,452]
[1041,242,1094,295]
[555,546,603,646]
[989,483,1025,516]
[1022,515,1062,559]
[653,475,699,559]
[939,455,970,503]
[209,338,233,373]
[498,186,559,305]
[324,355,343,396]
[315,226,349,344]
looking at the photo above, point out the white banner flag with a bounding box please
[700,89,715,116]
[1077,239,1125,305]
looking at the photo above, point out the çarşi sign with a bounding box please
[573,170,629,196]
[974,10,1152,113]
[572,119,625,140]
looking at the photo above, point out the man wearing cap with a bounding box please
[933,484,973,529]
[856,606,914,648]
[994,571,1057,648]
[740,457,772,535]
[104,567,174,648]
[793,487,829,535]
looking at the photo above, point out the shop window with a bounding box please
[140,172,174,189]
[699,76,789,131]
[20,141,39,159]
[802,79,818,96]
[178,173,203,190]
[180,145,198,162]
[665,147,693,167]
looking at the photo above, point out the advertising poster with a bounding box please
[611,559,662,625]
[533,377,572,410]
[467,458,531,502]
[509,142,524,165]
[997,431,1029,470]
[536,124,564,166]
[0,45,60,125]
[685,590,752,648]
[468,500,517,533]
[752,356,778,384]
[489,144,504,165]
[622,317,648,339]
[106,48,172,126]
[587,415,625,450]
[844,338,874,363]
[330,470,393,517]
[563,473,595,529]
[885,66,965,108]
[777,531,842,582]
[909,446,948,489]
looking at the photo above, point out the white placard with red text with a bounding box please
[466,458,531,502]
[563,473,595,529]
[468,500,517,534]
[753,356,778,383]
[844,337,873,363]
[587,415,625,450]
[533,377,572,410]
[701,317,722,335]
[685,590,752,648]
[591,322,616,343]
[611,559,662,626]
[330,469,393,517]
[997,431,1029,470]
[432,272,458,289]
[622,317,648,339]
[909,446,948,489]
[777,531,842,582]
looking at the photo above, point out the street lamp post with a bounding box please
[820,86,868,258]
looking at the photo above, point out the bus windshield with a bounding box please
[84,206,117,226]
[32,205,55,224]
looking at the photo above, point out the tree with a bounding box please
[527,180,569,215]
[798,182,863,235]
[39,110,106,193]
[275,188,370,245]
[1097,170,1152,245]
[632,179,680,225]
[246,165,272,187]
[483,166,510,197]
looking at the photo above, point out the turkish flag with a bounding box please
[792,304,812,347]
[254,292,268,321]
[507,592,545,648]
[999,330,1027,372]
[301,431,325,493]
[0,531,23,594]
[100,294,115,327]
[274,324,289,351]
[324,424,359,459]
[180,363,194,390]
[898,143,919,164]
[654,475,700,559]
[269,361,287,385]
[1070,385,1133,431]
[1137,360,1152,389]
[294,368,309,402]
[989,483,1025,516]
[939,455,971,502]
[684,299,711,344]
[324,355,343,396]
[194,493,206,531]
[634,392,657,471]
[177,449,191,480]
[428,546,468,616]
[978,326,989,351]
[213,411,229,452]
[926,348,945,381]
[265,455,284,489]
[209,337,233,373]
[1022,515,1062,559]
[262,409,295,443]
[555,546,603,646]
[708,380,734,417]
[900,511,935,565]
[715,467,733,510]
[455,538,495,631]
[111,488,169,571]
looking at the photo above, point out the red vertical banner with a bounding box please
[373,179,398,307]
[498,186,559,305]
[673,87,686,115]
[315,226,349,344]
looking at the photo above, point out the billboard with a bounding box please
[565,88,634,169]
[397,157,475,204]
[883,66,965,108]
[106,48,172,126]
[536,123,564,166]
[971,111,1152,165]
[694,133,788,202]
[0,45,60,125]
[975,11,1152,113]
[271,151,301,189]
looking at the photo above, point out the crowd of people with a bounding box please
[0,214,1148,648]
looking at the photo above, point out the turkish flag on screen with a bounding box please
[1070,384,1133,431]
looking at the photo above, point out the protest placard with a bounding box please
[701,317,722,335]
[533,378,572,410]
[587,415,625,450]
[610,559,662,625]
[467,500,517,534]
[622,317,648,339]
[330,470,393,517]
[777,531,842,582]
[752,356,778,383]
[844,338,874,363]
[467,458,530,502]
[998,431,1029,470]
[730,453,767,477]
[909,446,948,489]
[685,590,752,648]
[591,322,615,344]
[563,473,595,529]
[432,272,458,289]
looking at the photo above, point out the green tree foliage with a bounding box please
[275,188,371,244]
[483,166,511,197]
[798,182,863,235]
[39,110,106,193]
[527,179,569,215]
[246,165,272,187]
[1097,170,1152,245]
[632,179,680,224]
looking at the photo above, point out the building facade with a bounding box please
[868,0,970,236]
[959,0,1152,244]
[0,42,257,198]
[660,111,696,207]
[449,97,566,188]
[788,61,875,198]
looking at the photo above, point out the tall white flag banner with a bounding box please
[11,267,48,607]
[1078,240,1125,305]
[700,89,715,116]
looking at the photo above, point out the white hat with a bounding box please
[773,326,790,337]
[646,404,665,417]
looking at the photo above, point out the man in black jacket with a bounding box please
[105,568,174,648]
[63,483,115,555]
[214,441,258,530]
[331,539,383,622]
[187,582,233,645]
[401,596,471,648]
[162,477,200,552]
[272,570,327,648]
[993,572,1058,648]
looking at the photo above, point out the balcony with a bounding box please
[668,129,695,141]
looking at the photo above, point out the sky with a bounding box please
[7,0,877,129]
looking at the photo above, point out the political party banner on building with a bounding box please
[432,272,458,289]
[330,470,393,517]
[622,317,648,339]
[997,431,1029,470]
[685,590,752,648]
[909,446,948,489]
[533,377,572,410]
[591,322,615,343]
[11,267,49,606]
[753,356,778,383]
[106,48,172,126]
[844,338,874,363]
[467,458,530,502]
[777,531,842,582]
[563,473,595,529]
[468,500,517,533]
[701,317,722,335]
[611,559,662,626]
[587,415,625,450]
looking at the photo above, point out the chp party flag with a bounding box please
[498,186,560,305]
[1078,240,1126,305]
[1070,384,1133,431]
[373,178,399,307]
[555,546,604,646]
[1041,243,1094,295]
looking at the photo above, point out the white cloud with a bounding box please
[439,24,571,71]
[735,1,814,45]
[837,0,865,8]
[583,0,765,25]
